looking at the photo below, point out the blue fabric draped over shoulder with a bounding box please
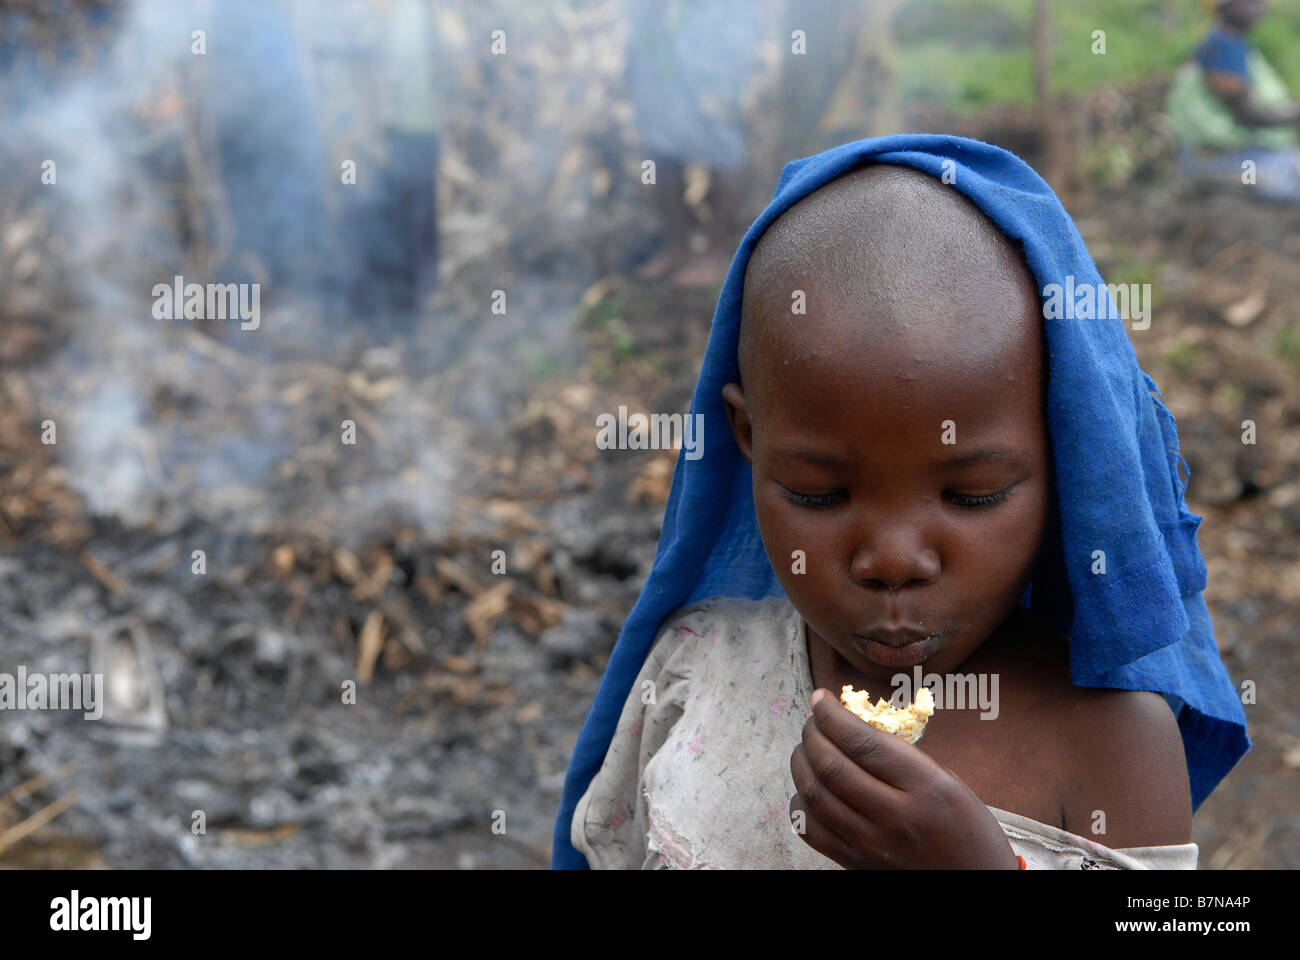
[552,134,1250,869]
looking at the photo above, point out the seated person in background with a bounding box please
[1165,0,1300,202]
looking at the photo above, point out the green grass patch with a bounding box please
[1274,324,1300,369]
[1162,340,1203,376]
[891,0,1300,115]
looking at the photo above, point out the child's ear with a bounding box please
[721,383,754,464]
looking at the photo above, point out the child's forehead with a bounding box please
[752,303,1039,393]
[743,248,1040,369]
[745,249,1007,314]
[747,291,1046,441]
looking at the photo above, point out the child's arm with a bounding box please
[1058,689,1194,851]
[570,607,702,869]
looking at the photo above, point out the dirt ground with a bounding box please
[1084,184,1300,870]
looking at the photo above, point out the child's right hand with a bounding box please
[790,689,1019,869]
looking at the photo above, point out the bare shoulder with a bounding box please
[987,609,1193,846]
[1055,685,1193,848]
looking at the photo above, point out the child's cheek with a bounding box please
[754,489,826,592]
[963,483,1048,597]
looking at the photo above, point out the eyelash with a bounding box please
[946,489,1011,509]
[780,489,844,509]
[779,486,1015,510]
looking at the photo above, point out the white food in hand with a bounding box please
[839,685,935,745]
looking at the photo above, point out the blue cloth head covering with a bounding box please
[552,134,1250,868]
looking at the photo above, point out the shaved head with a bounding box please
[738,163,1042,418]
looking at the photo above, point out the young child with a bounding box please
[553,135,1250,869]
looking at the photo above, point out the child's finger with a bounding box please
[809,690,935,792]
[788,791,860,867]
[800,710,899,814]
[791,740,880,851]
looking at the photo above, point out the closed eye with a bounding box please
[781,485,1019,509]
[780,487,845,509]
[945,485,1017,509]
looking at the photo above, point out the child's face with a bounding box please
[724,242,1050,686]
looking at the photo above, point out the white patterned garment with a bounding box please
[572,594,1199,870]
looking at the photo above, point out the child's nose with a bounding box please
[848,527,941,591]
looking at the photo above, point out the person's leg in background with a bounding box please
[385,129,439,329]
[1249,148,1300,203]
[411,131,440,310]
[1180,145,1300,203]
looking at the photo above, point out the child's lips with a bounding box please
[853,628,943,667]
[854,627,940,648]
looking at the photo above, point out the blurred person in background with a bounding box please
[626,0,759,288]
[371,0,441,331]
[304,0,441,343]
[201,0,330,293]
[1165,0,1300,202]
